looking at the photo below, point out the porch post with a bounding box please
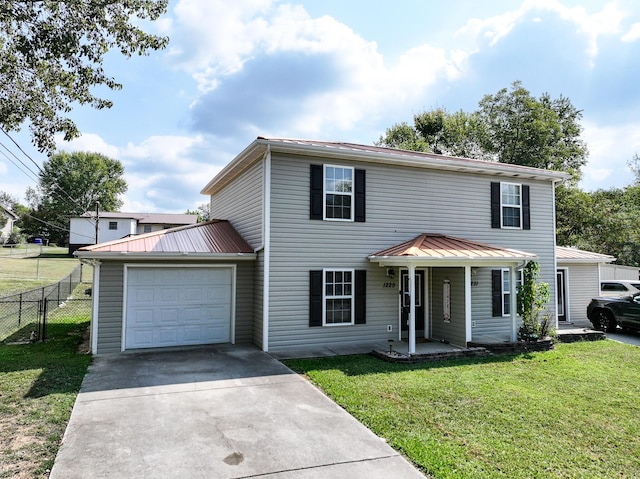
[465,266,472,343]
[510,265,518,342]
[408,263,416,354]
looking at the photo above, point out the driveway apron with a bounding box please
[50,344,425,478]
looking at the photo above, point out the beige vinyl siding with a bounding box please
[471,268,513,342]
[209,159,264,249]
[430,268,467,347]
[559,263,599,323]
[94,260,255,353]
[253,252,264,348]
[267,152,558,350]
[234,261,255,343]
[96,261,125,354]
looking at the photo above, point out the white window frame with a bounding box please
[323,165,354,222]
[323,268,355,326]
[500,182,522,229]
[501,269,523,317]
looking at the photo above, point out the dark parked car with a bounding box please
[587,293,640,332]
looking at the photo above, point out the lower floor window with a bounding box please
[502,269,523,316]
[324,270,353,325]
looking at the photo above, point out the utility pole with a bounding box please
[95,201,100,244]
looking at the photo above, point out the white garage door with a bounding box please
[125,267,232,350]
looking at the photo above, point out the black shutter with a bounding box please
[354,169,366,222]
[522,185,530,230]
[492,270,502,317]
[309,270,323,327]
[354,270,366,324]
[491,182,501,228]
[310,165,323,220]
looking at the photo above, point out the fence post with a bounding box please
[18,293,23,326]
[42,299,48,342]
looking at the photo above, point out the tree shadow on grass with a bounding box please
[0,320,91,398]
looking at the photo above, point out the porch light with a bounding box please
[386,268,395,278]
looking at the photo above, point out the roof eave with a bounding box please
[74,252,257,261]
[200,138,570,197]
[368,255,536,267]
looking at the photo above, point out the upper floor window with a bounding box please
[108,221,118,230]
[491,182,530,230]
[310,164,365,222]
[325,166,353,221]
[501,183,522,228]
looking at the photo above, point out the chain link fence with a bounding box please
[0,264,91,343]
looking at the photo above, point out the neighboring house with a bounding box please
[76,137,569,355]
[555,246,616,323]
[600,263,639,281]
[69,212,198,253]
[0,204,19,242]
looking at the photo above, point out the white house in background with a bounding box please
[69,211,198,253]
[0,204,19,242]
[555,246,616,324]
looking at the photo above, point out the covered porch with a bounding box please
[369,233,537,354]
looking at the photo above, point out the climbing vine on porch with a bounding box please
[516,261,551,341]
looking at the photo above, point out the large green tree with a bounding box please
[0,0,168,153]
[378,81,588,180]
[25,151,127,244]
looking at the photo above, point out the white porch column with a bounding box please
[408,264,416,354]
[465,266,472,343]
[510,265,518,342]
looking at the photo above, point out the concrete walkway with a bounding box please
[50,345,425,479]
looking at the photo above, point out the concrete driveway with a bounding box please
[50,345,425,479]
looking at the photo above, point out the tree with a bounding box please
[25,151,127,244]
[185,203,210,223]
[629,153,640,184]
[477,82,588,179]
[0,1,168,153]
[517,261,552,341]
[377,81,588,180]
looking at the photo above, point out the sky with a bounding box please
[1,0,640,214]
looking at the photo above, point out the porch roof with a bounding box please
[368,233,537,267]
[74,220,256,261]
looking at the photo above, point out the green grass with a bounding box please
[286,341,640,479]
[0,314,91,478]
[0,247,82,297]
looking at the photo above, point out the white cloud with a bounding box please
[622,22,640,42]
[455,0,626,60]
[580,120,640,191]
[57,132,121,158]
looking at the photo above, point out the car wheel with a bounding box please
[594,310,616,332]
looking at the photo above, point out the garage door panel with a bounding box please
[125,267,233,350]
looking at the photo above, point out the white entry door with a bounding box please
[125,266,232,350]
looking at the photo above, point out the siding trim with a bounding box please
[263,149,272,351]
[91,261,100,355]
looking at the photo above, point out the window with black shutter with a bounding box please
[309,269,366,326]
[310,165,365,222]
[491,182,530,230]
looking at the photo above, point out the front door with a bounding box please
[401,270,425,333]
[557,269,567,322]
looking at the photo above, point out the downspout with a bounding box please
[551,178,561,328]
[262,145,272,352]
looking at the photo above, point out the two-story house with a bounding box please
[69,211,198,253]
[76,138,568,355]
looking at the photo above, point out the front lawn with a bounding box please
[0,314,91,478]
[286,341,640,479]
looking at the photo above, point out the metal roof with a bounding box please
[77,211,198,225]
[556,246,616,263]
[201,137,571,196]
[75,220,255,259]
[369,233,537,265]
